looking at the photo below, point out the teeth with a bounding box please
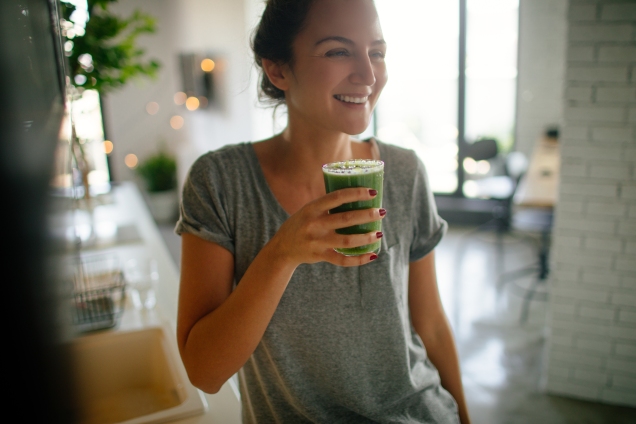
[335,95,368,104]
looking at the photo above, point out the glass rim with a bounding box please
[322,159,384,175]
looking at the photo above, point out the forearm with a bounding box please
[180,240,297,393]
[419,318,470,424]
[178,188,382,394]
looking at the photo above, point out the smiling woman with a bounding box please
[258,0,387,137]
[174,1,469,423]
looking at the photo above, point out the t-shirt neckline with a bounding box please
[245,143,291,220]
[246,138,383,220]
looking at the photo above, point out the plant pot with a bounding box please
[145,189,179,224]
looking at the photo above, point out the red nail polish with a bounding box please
[376,231,383,238]
[370,254,378,261]
[379,208,386,216]
[369,189,378,196]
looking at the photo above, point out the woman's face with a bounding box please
[283,0,388,136]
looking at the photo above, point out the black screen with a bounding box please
[0,0,77,421]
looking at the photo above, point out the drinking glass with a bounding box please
[124,257,159,310]
[322,159,384,256]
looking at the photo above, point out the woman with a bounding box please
[175,0,470,422]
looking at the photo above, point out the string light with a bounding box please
[201,58,215,72]
[103,140,113,154]
[125,154,138,168]
[174,92,187,105]
[186,96,200,111]
[170,115,184,130]
[146,102,160,115]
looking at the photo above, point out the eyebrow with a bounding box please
[314,36,386,47]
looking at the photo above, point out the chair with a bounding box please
[456,140,550,324]
[458,138,529,244]
[496,131,559,324]
[496,206,553,324]
[462,139,528,230]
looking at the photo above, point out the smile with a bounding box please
[334,95,368,104]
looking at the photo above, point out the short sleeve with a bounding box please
[174,154,235,255]
[409,156,448,262]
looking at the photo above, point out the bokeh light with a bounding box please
[170,115,184,130]
[463,157,477,174]
[476,160,491,175]
[146,102,160,115]
[185,96,200,111]
[463,158,491,175]
[174,92,187,105]
[74,74,87,85]
[103,140,113,155]
[201,58,215,72]
[124,154,138,169]
[463,180,479,198]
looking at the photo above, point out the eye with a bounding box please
[370,50,386,60]
[325,49,350,58]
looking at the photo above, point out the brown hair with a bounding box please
[251,0,315,106]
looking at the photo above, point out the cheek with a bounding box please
[296,65,338,100]
[375,65,388,93]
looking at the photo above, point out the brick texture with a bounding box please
[546,0,636,409]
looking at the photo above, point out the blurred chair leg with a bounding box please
[496,265,539,293]
[455,218,498,262]
[496,228,505,276]
[519,278,540,324]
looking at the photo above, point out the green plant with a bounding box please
[136,151,177,193]
[60,0,161,94]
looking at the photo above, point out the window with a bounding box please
[375,0,519,197]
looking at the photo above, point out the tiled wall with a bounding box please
[545,0,636,407]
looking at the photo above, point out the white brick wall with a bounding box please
[545,0,636,408]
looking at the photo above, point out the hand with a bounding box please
[266,187,386,267]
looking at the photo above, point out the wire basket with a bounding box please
[71,253,126,333]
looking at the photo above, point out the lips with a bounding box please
[334,94,369,104]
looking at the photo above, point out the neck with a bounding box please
[282,128,354,166]
[254,108,376,197]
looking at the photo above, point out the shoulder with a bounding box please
[189,142,251,171]
[373,139,423,179]
[186,142,253,181]
[183,143,258,199]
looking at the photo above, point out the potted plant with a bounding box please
[61,0,161,201]
[136,149,178,223]
[61,0,161,94]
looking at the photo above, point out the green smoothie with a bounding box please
[322,159,384,256]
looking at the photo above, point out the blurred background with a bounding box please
[2,0,635,423]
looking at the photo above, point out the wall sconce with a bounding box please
[179,53,220,110]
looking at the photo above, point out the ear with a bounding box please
[261,58,290,92]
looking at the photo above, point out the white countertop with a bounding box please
[69,181,241,424]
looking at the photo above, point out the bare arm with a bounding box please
[177,187,385,393]
[408,251,471,424]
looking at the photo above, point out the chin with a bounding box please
[340,119,372,136]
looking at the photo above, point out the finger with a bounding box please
[317,187,379,211]
[323,207,386,230]
[323,249,379,267]
[330,231,383,249]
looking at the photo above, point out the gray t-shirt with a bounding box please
[175,140,459,423]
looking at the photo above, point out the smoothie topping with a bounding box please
[322,159,384,175]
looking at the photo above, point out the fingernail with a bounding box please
[369,189,378,196]
[370,254,378,261]
[376,231,383,239]
[379,208,386,217]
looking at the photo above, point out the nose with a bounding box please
[350,54,376,86]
